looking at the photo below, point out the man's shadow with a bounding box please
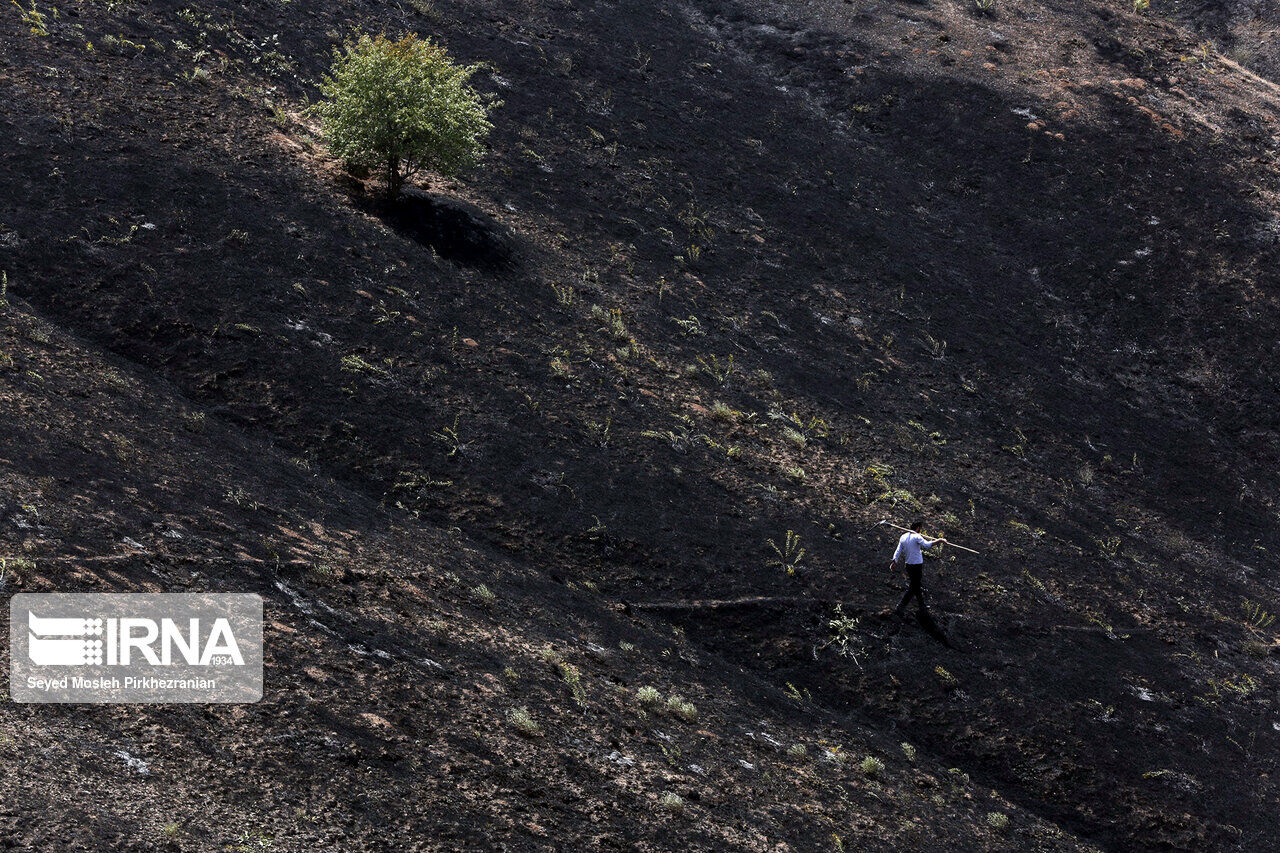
[915,608,954,649]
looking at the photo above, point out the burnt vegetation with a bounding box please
[1,0,1280,848]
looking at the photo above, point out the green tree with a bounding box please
[318,33,495,199]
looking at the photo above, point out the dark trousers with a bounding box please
[897,563,928,614]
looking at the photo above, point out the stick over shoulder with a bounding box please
[877,519,981,555]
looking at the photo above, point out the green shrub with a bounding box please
[709,401,736,421]
[665,695,698,722]
[558,661,587,706]
[508,706,542,737]
[318,33,495,198]
[859,756,885,776]
[658,792,686,813]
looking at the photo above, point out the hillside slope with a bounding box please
[2,0,1280,848]
[0,292,1080,850]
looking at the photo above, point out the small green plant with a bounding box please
[508,706,543,737]
[935,666,959,689]
[784,682,812,704]
[184,66,212,85]
[1242,640,1273,657]
[591,305,629,341]
[11,0,49,36]
[318,33,496,198]
[1203,672,1260,701]
[584,417,612,448]
[781,426,807,449]
[407,0,443,21]
[618,641,635,653]
[987,812,1010,832]
[1133,0,1149,12]
[432,414,470,458]
[1242,599,1275,632]
[340,353,387,377]
[672,315,704,336]
[549,357,573,379]
[1096,535,1122,560]
[161,822,181,840]
[232,830,274,851]
[266,100,293,129]
[860,756,885,776]
[975,0,995,12]
[0,270,8,306]
[0,557,36,590]
[822,603,865,666]
[1003,426,1029,460]
[787,743,807,758]
[767,530,805,575]
[224,486,260,511]
[824,745,849,766]
[658,791,686,813]
[901,742,916,761]
[636,685,662,706]
[916,331,947,360]
[864,460,894,487]
[665,695,697,722]
[306,548,340,584]
[101,33,145,55]
[639,420,711,454]
[709,401,736,422]
[469,584,496,607]
[551,283,575,306]
[558,660,587,706]
[695,353,735,386]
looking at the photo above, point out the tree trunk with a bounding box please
[386,156,401,200]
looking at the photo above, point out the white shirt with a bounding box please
[893,532,934,565]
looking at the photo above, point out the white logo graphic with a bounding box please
[28,613,104,666]
[26,611,244,667]
[12,593,263,703]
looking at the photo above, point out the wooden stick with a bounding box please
[878,519,981,555]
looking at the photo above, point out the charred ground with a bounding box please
[2,0,1280,848]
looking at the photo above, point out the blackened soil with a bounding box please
[2,0,1280,848]
[369,188,517,269]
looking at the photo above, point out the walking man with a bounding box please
[891,520,947,618]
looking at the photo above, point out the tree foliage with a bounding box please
[318,33,495,198]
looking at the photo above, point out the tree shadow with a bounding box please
[367,188,516,270]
